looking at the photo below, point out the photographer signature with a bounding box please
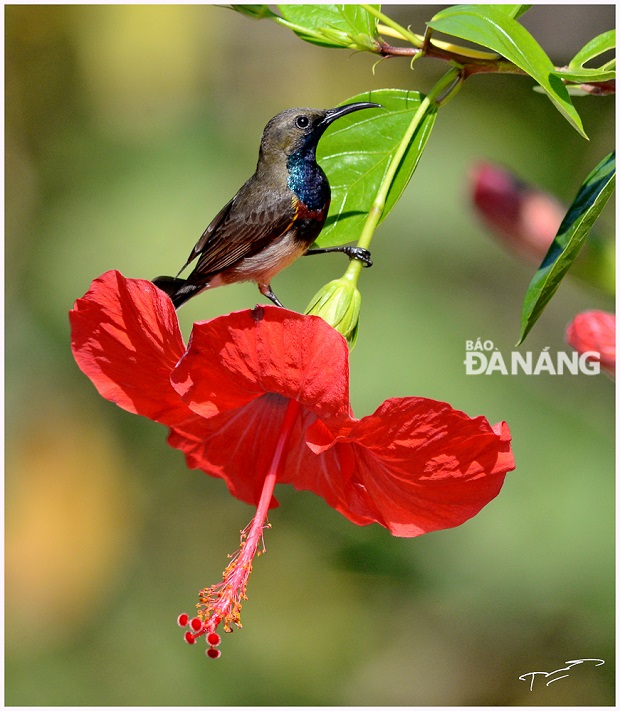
[519,658,605,691]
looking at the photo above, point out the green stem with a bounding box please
[360,4,423,48]
[345,67,462,283]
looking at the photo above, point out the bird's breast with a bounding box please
[291,195,330,247]
[286,153,330,211]
[294,198,329,223]
[222,229,307,286]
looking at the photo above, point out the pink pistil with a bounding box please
[177,398,302,658]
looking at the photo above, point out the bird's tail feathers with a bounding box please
[152,275,203,309]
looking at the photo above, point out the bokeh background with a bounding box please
[6,4,615,706]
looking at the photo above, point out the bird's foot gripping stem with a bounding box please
[305,246,373,268]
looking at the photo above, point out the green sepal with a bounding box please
[305,277,362,347]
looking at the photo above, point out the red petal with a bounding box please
[274,414,380,526]
[167,392,378,518]
[167,394,290,506]
[171,306,350,421]
[69,270,193,426]
[306,397,515,537]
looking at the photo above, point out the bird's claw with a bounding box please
[344,246,373,268]
[304,245,373,268]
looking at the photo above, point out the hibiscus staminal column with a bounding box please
[177,397,302,658]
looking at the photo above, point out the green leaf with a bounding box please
[493,5,532,20]
[559,29,616,84]
[517,151,616,344]
[553,66,615,84]
[569,30,616,70]
[229,5,277,20]
[277,4,380,50]
[428,5,587,137]
[315,89,437,248]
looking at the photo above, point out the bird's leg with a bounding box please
[304,246,373,268]
[258,283,285,308]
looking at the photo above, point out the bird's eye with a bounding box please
[295,115,310,129]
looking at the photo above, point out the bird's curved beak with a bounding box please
[319,102,382,128]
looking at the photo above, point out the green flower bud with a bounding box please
[318,27,351,45]
[316,28,379,52]
[349,32,381,53]
[305,278,362,347]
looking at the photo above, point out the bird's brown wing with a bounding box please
[183,196,236,268]
[186,189,298,279]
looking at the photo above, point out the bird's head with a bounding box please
[258,102,381,162]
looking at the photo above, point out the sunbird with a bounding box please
[153,102,381,308]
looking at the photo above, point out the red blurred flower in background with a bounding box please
[70,270,515,657]
[566,310,616,378]
[470,161,566,263]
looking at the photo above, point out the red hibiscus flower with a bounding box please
[566,310,616,378]
[70,270,515,657]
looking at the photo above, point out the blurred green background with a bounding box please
[6,4,615,706]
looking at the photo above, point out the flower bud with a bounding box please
[470,161,565,263]
[305,278,362,347]
[470,161,616,295]
[566,310,615,379]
